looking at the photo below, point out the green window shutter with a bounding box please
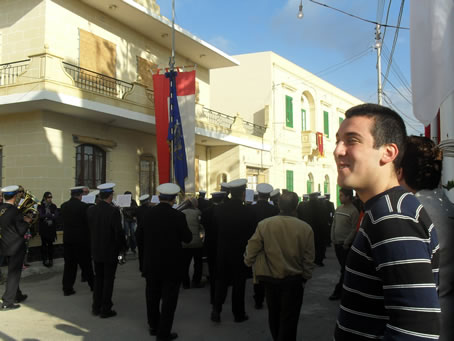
[285,96,293,128]
[339,117,344,125]
[323,110,329,137]
[286,170,294,191]
[301,109,307,131]
[306,179,313,194]
[324,181,328,194]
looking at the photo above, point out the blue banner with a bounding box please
[166,70,188,192]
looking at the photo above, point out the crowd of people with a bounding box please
[0,103,453,341]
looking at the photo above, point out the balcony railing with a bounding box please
[196,106,266,138]
[0,59,30,86]
[62,62,133,99]
[198,107,235,129]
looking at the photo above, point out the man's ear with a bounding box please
[380,143,399,166]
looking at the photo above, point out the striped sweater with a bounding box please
[334,186,440,340]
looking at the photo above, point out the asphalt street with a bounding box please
[0,247,340,341]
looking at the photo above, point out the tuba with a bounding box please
[17,190,40,224]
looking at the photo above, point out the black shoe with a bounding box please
[1,303,20,311]
[100,310,117,318]
[254,301,263,309]
[92,309,100,316]
[63,289,76,296]
[234,314,249,323]
[157,332,178,341]
[15,293,28,303]
[210,311,221,323]
[149,327,157,336]
[191,282,204,288]
[48,260,53,267]
[315,261,325,267]
[329,292,341,301]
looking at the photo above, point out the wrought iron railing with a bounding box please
[198,107,235,129]
[62,62,133,99]
[0,59,30,86]
[243,120,266,137]
[196,106,266,137]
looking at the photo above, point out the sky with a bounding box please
[157,0,423,135]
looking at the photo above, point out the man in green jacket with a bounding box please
[244,191,315,341]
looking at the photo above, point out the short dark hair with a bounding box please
[278,191,299,213]
[339,188,353,199]
[230,187,245,200]
[400,136,442,191]
[345,103,407,168]
[100,191,112,200]
[3,193,15,201]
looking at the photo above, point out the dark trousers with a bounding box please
[207,255,216,304]
[182,248,203,287]
[40,237,54,263]
[333,244,349,294]
[62,243,94,292]
[92,261,118,313]
[146,277,180,339]
[213,277,246,318]
[2,245,26,306]
[254,282,265,306]
[264,279,304,341]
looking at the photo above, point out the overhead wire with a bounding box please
[309,0,409,29]
[382,0,405,88]
[381,45,412,97]
[382,93,422,134]
[381,0,393,42]
[315,47,373,77]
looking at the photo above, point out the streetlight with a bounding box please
[297,0,304,19]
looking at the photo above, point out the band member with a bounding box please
[135,194,151,274]
[0,185,32,310]
[60,186,94,296]
[141,183,192,341]
[87,183,126,318]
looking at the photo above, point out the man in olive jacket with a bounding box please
[87,183,125,318]
[245,191,315,341]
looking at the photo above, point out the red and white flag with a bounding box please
[152,70,196,190]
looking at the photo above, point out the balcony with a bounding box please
[0,53,266,139]
[301,130,324,159]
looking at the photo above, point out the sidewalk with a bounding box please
[0,249,341,340]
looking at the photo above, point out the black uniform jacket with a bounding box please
[215,198,256,280]
[60,197,90,245]
[201,204,221,258]
[87,201,125,263]
[135,203,151,272]
[250,200,280,226]
[0,203,29,256]
[141,202,192,280]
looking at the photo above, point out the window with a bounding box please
[324,175,330,194]
[247,167,266,191]
[323,110,329,137]
[307,173,314,194]
[301,109,307,131]
[76,144,106,189]
[286,170,294,191]
[285,95,293,128]
[216,173,228,190]
[140,155,156,196]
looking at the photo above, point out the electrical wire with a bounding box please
[316,47,373,77]
[381,45,412,97]
[382,72,412,106]
[381,0,393,43]
[382,93,422,134]
[382,0,405,88]
[309,0,409,29]
[377,0,385,23]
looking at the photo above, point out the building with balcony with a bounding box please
[209,52,363,202]
[0,0,270,203]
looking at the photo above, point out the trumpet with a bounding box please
[17,190,40,224]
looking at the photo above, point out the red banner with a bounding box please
[316,132,324,156]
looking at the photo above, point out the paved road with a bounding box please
[0,248,340,340]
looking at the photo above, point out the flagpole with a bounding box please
[169,0,176,184]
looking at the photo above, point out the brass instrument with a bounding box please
[17,190,40,224]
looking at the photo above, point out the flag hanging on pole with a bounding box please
[153,70,196,191]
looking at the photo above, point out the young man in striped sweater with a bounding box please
[333,103,440,340]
